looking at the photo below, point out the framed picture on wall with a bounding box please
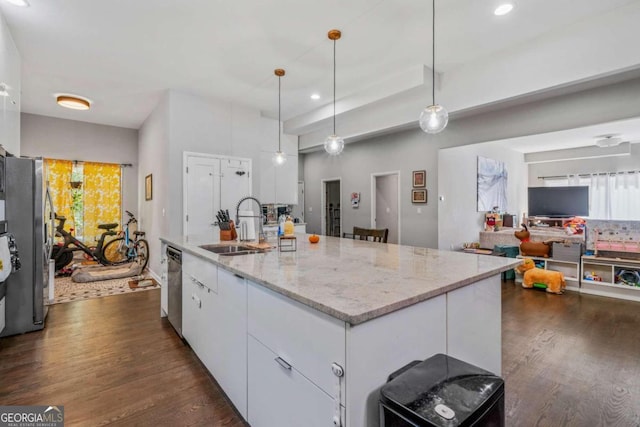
[412,170,426,188]
[145,174,153,201]
[412,189,427,203]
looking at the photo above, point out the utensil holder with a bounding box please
[220,222,237,241]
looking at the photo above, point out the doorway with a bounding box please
[291,181,305,223]
[371,171,400,244]
[321,178,342,237]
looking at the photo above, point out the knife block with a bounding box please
[220,223,237,241]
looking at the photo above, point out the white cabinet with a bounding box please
[581,255,640,302]
[205,268,248,418]
[259,151,298,205]
[248,335,336,427]
[294,224,306,234]
[247,281,345,426]
[183,153,251,238]
[181,252,248,418]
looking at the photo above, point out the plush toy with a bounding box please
[517,258,566,294]
[515,224,551,257]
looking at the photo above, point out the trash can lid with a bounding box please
[380,354,504,427]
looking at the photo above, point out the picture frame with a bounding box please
[412,189,427,204]
[145,174,153,201]
[412,170,426,188]
[350,192,360,208]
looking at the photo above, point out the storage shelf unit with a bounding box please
[581,256,640,302]
[515,255,581,292]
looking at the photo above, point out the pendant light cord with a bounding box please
[333,38,337,135]
[432,0,435,106]
[278,75,281,151]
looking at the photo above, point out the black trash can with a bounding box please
[379,354,504,427]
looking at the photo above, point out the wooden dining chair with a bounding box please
[351,226,389,243]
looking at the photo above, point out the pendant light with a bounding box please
[419,0,448,134]
[324,29,345,156]
[272,68,287,167]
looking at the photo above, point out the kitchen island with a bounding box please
[160,235,519,427]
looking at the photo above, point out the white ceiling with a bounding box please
[495,117,640,153]
[1,0,639,130]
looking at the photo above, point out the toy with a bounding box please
[516,258,566,294]
[562,216,586,235]
[584,271,602,282]
[515,224,551,258]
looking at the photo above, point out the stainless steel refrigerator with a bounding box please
[0,157,55,337]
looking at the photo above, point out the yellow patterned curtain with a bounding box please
[44,159,74,235]
[83,162,122,244]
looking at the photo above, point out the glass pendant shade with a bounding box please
[272,150,287,166]
[324,134,344,156]
[419,104,448,134]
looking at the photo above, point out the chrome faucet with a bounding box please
[235,196,265,243]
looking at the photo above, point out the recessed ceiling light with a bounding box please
[5,0,30,7]
[494,4,513,16]
[310,93,321,100]
[56,95,91,110]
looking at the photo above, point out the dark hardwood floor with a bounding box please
[0,290,246,427]
[2,283,640,426]
[502,281,640,426]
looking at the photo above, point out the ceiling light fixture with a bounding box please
[494,4,514,16]
[5,0,29,7]
[595,135,623,148]
[272,69,287,167]
[324,29,344,156]
[0,83,8,97]
[56,95,90,110]
[310,93,321,100]
[419,0,448,134]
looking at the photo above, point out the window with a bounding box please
[45,159,122,243]
[544,172,640,220]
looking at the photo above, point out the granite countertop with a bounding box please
[161,235,520,325]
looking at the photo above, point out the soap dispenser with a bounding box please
[284,216,295,236]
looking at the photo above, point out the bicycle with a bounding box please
[51,211,149,271]
[101,211,149,271]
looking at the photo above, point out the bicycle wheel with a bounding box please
[102,237,128,264]
[134,239,149,271]
[51,245,73,271]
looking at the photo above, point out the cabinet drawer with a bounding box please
[248,335,338,427]
[248,282,345,398]
[183,252,218,292]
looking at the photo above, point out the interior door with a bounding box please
[374,174,399,244]
[220,158,251,214]
[185,156,220,237]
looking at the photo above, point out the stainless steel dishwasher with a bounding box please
[166,246,182,337]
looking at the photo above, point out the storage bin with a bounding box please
[380,354,505,427]
[494,244,519,280]
[552,242,582,262]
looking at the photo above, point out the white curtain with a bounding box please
[545,172,640,220]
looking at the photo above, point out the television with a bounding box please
[528,186,589,217]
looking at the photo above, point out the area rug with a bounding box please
[49,275,159,305]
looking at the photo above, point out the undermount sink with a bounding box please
[198,244,264,256]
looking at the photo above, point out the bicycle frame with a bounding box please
[54,217,115,263]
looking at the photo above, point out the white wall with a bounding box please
[528,143,640,186]
[20,113,139,225]
[438,144,526,251]
[138,93,170,277]
[375,174,399,244]
[0,9,21,156]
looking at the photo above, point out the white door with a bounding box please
[220,158,251,214]
[291,181,304,222]
[185,156,220,237]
